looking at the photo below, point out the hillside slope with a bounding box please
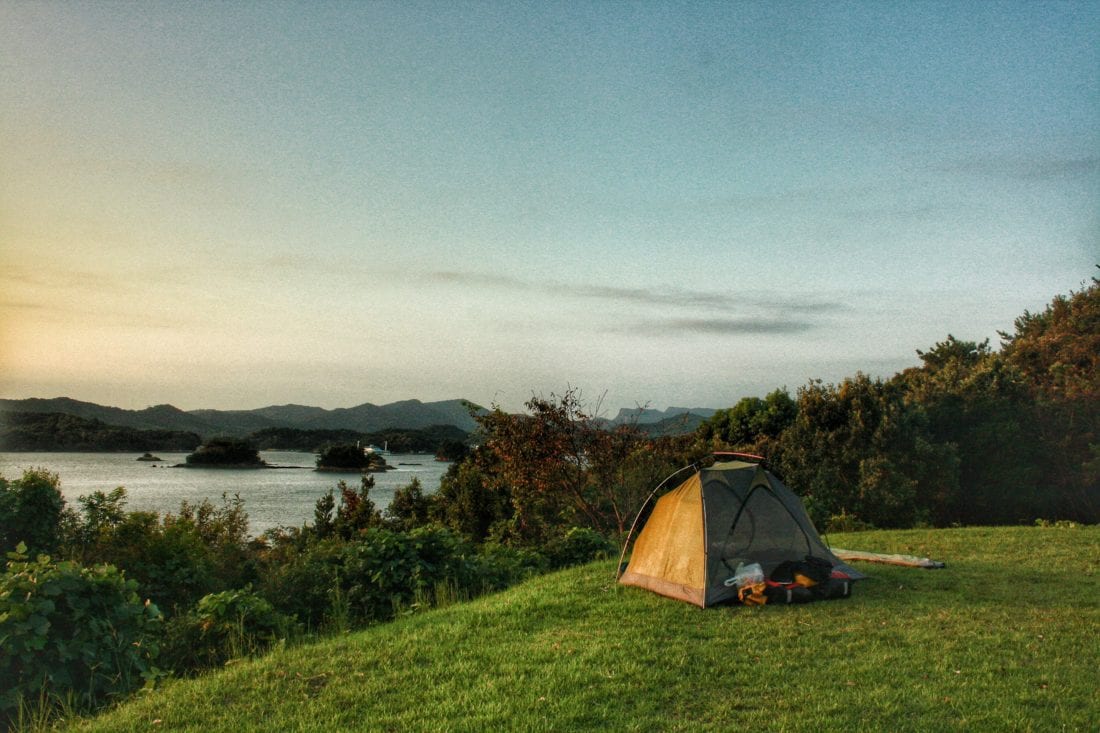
[72,526,1098,732]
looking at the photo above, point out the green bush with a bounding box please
[67,490,255,616]
[470,543,548,591]
[261,527,531,629]
[542,527,615,569]
[0,469,66,555]
[160,586,295,674]
[0,545,162,723]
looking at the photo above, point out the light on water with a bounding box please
[0,451,449,536]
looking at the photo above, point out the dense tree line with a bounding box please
[248,425,469,455]
[1,415,470,458]
[699,276,1099,528]
[0,412,201,452]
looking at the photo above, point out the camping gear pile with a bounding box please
[618,455,864,607]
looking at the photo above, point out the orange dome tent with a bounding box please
[618,455,864,607]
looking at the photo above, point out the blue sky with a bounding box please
[1,1,1097,414]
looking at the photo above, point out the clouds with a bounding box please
[428,269,843,337]
[944,154,1100,182]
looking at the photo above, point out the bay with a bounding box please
[0,451,449,536]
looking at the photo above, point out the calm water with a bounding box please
[0,451,450,536]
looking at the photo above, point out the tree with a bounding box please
[472,389,664,544]
[772,375,953,528]
[429,451,513,543]
[896,336,1042,524]
[698,388,796,453]
[334,476,384,538]
[387,477,432,532]
[999,275,1100,521]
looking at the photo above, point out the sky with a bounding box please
[1,1,1097,415]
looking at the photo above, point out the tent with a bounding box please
[618,456,865,607]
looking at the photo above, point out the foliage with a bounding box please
[185,437,264,467]
[386,477,432,532]
[542,526,615,569]
[895,335,1043,524]
[770,374,952,528]
[429,451,514,543]
[1000,275,1100,522]
[698,388,796,453]
[66,489,254,615]
[258,527,485,629]
[0,544,162,723]
[0,468,67,555]
[160,586,295,674]
[336,476,385,538]
[473,389,668,545]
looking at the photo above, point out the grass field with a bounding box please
[68,525,1098,732]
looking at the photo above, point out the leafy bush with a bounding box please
[0,545,162,723]
[543,526,615,569]
[160,586,295,673]
[0,469,66,555]
[470,543,548,591]
[386,477,432,531]
[67,490,254,615]
[261,526,531,629]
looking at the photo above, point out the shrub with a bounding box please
[543,526,615,569]
[0,469,66,555]
[160,586,295,673]
[825,511,876,533]
[67,490,254,616]
[262,527,507,629]
[386,477,432,531]
[470,543,548,591]
[0,545,162,723]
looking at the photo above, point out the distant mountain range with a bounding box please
[609,406,717,425]
[0,397,486,439]
[0,397,718,443]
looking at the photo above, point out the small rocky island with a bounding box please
[136,452,163,462]
[181,437,267,468]
[315,443,393,472]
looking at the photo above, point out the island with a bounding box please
[182,437,267,468]
[315,443,392,472]
[136,452,163,462]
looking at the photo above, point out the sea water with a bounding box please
[0,451,449,536]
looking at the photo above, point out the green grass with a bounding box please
[68,526,1098,732]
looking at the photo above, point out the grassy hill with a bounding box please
[70,526,1098,732]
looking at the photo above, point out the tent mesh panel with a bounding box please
[718,484,814,576]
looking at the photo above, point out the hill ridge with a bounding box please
[0,396,484,437]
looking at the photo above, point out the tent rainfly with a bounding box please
[618,457,865,607]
